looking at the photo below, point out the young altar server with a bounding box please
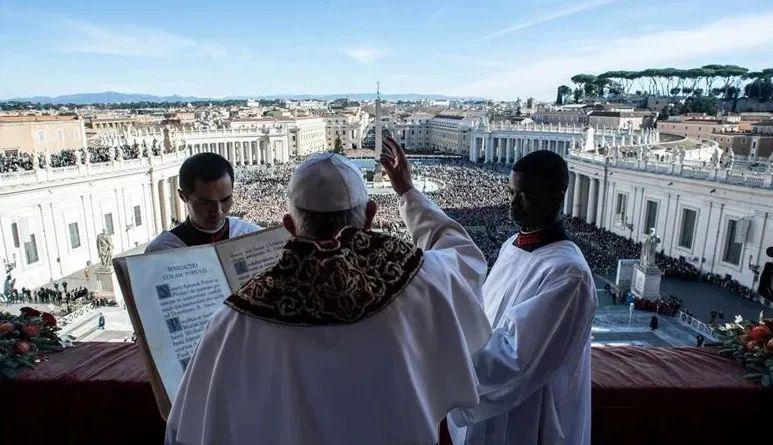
[449,150,598,445]
[165,140,491,445]
[145,153,260,253]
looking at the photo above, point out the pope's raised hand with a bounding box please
[379,135,413,196]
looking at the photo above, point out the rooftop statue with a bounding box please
[710,148,720,168]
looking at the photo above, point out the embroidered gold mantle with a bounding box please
[225,227,424,325]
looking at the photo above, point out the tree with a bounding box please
[572,88,583,103]
[555,85,572,105]
[570,74,597,99]
[333,136,343,154]
[680,95,717,114]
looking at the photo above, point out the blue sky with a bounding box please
[1,0,772,100]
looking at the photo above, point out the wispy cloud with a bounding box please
[484,0,617,39]
[343,47,390,63]
[55,19,225,58]
[429,8,446,20]
[459,13,773,99]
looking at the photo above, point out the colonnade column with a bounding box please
[564,172,575,216]
[469,136,477,162]
[595,180,605,229]
[586,178,598,225]
[571,173,583,218]
[150,177,162,234]
[174,176,187,221]
[227,142,235,163]
[242,141,250,166]
[160,178,171,230]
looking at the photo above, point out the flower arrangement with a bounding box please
[715,317,773,387]
[0,307,64,380]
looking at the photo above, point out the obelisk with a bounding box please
[373,82,383,181]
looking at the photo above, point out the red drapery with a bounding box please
[1,343,769,445]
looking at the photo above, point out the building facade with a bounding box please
[1,151,188,290]
[566,151,773,291]
[0,115,87,155]
[658,115,773,158]
[324,112,369,151]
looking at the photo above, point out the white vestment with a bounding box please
[145,217,261,253]
[164,189,491,445]
[449,236,597,445]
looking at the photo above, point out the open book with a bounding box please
[113,227,290,419]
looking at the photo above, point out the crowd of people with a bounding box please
[0,144,161,173]
[633,295,684,317]
[0,152,35,172]
[232,154,767,327]
[2,277,112,316]
[232,158,512,266]
[564,216,762,301]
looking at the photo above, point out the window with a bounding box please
[24,234,39,264]
[615,193,627,221]
[679,209,697,249]
[11,223,20,248]
[68,222,81,248]
[643,200,658,234]
[36,129,45,142]
[134,205,142,226]
[104,213,114,235]
[58,129,65,140]
[722,219,743,265]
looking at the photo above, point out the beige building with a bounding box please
[86,116,136,130]
[532,109,588,126]
[324,113,369,150]
[587,111,644,130]
[657,118,739,140]
[0,115,87,155]
[230,116,328,157]
[658,115,773,158]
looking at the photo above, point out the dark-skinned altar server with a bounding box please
[449,150,598,445]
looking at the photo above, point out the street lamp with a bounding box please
[748,254,760,281]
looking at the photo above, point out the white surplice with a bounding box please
[449,235,598,445]
[164,189,491,445]
[145,217,261,253]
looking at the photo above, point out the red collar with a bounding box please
[514,223,569,252]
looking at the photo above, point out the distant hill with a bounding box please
[5,92,209,105]
[4,91,483,105]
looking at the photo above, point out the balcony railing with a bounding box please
[570,152,773,189]
[0,150,188,190]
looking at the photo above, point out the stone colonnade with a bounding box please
[563,171,603,226]
[149,174,188,232]
[469,134,573,164]
[184,137,289,167]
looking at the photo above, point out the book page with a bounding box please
[215,226,291,291]
[123,245,230,403]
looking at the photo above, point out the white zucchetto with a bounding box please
[287,153,369,212]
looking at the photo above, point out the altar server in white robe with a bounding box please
[165,139,492,445]
[449,150,598,445]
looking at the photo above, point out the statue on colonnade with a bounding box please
[710,148,720,168]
